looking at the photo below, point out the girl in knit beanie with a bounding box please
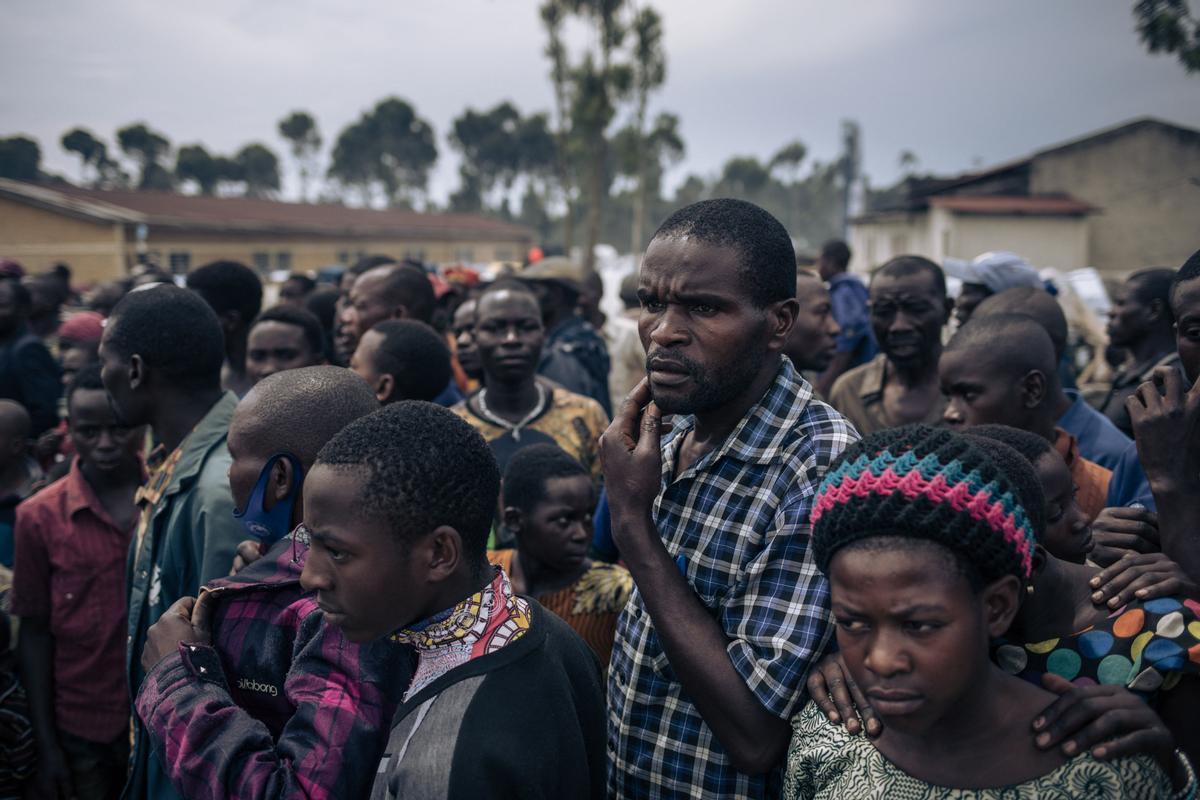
[783,424,1190,799]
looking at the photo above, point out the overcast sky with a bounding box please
[4,0,1199,205]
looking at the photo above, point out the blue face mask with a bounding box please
[233,453,304,545]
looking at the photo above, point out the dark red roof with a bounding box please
[928,195,1094,215]
[0,179,533,242]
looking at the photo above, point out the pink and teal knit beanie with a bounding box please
[811,424,1044,582]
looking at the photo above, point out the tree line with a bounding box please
[0,0,860,258]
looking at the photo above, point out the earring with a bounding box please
[1025,584,1035,596]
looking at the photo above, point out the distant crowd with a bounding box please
[0,198,1198,800]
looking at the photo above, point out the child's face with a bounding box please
[518,475,594,573]
[1034,451,1092,564]
[829,542,1016,735]
[68,388,140,473]
[300,463,430,643]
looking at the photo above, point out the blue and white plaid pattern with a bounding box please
[607,358,859,799]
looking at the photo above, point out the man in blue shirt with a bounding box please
[814,240,875,397]
[973,287,1154,510]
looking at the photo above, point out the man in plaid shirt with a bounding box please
[600,199,858,799]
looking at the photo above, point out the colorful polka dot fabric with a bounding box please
[993,596,1200,699]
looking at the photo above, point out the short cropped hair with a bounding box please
[67,362,106,409]
[874,255,947,298]
[652,198,796,307]
[1169,250,1200,309]
[502,444,590,512]
[367,320,451,403]
[315,402,500,568]
[0,278,31,310]
[350,254,397,276]
[1128,268,1177,325]
[251,305,325,355]
[105,285,225,391]
[966,424,1055,465]
[946,313,1057,377]
[187,260,264,325]
[974,287,1069,360]
[284,274,316,294]
[236,366,379,468]
[373,264,437,325]
[820,240,851,270]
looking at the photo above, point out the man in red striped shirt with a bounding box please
[12,363,143,800]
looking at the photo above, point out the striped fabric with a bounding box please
[812,447,1037,577]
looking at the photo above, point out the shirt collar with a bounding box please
[662,356,812,473]
[64,456,139,530]
[1057,390,1092,432]
[392,566,527,651]
[857,354,888,402]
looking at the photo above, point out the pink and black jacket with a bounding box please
[135,535,411,800]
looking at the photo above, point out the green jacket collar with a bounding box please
[162,391,238,499]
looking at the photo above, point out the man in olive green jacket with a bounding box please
[98,285,246,800]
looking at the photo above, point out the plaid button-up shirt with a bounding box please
[607,358,858,799]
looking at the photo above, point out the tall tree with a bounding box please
[614,111,683,245]
[572,0,632,274]
[327,97,438,208]
[117,122,173,190]
[326,119,375,204]
[540,0,578,251]
[1135,0,1200,73]
[278,111,322,202]
[448,165,484,213]
[175,144,220,195]
[769,140,807,234]
[719,156,770,196]
[627,5,666,258]
[450,102,523,211]
[61,128,107,184]
[0,136,41,181]
[213,155,245,195]
[235,143,282,198]
[898,149,920,176]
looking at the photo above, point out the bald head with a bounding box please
[946,314,1057,377]
[477,284,542,318]
[974,287,1068,361]
[231,366,379,469]
[940,314,1059,436]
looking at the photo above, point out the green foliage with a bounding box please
[235,143,282,198]
[328,97,438,207]
[175,144,220,195]
[1135,0,1200,73]
[278,111,321,201]
[117,122,173,190]
[0,136,41,181]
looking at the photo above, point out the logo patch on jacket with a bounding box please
[236,677,280,697]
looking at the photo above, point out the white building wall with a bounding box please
[949,215,1090,270]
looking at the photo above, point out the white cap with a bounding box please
[943,251,1041,294]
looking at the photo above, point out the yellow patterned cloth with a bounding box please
[452,387,608,485]
[392,567,530,701]
[132,443,185,562]
[488,550,631,666]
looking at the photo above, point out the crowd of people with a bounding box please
[0,197,1197,799]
